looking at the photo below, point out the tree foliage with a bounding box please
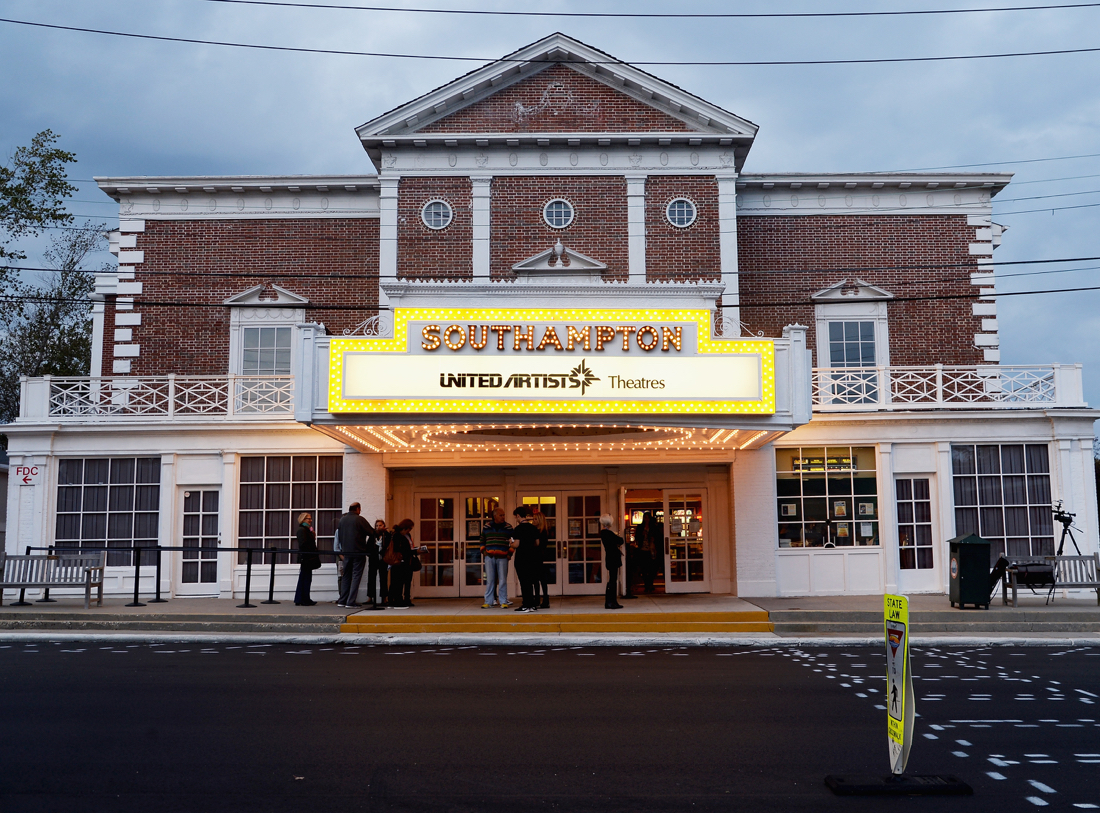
[1,131,94,442]
[0,129,76,261]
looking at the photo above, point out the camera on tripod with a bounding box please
[1053,500,1076,527]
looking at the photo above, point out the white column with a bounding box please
[935,441,954,593]
[626,175,647,280]
[717,173,740,332]
[219,453,238,598]
[158,454,177,596]
[471,176,491,280]
[343,448,386,524]
[878,444,898,594]
[90,298,105,378]
[378,176,399,309]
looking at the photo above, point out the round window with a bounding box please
[421,199,453,230]
[543,198,575,229]
[666,197,697,228]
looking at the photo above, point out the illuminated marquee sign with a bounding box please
[327,308,775,415]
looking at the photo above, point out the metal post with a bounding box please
[149,545,167,602]
[262,546,279,604]
[12,546,33,606]
[36,545,57,602]
[237,546,256,608]
[126,545,145,607]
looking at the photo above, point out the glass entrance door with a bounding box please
[517,492,603,596]
[176,489,220,596]
[664,492,708,593]
[518,493,561,596]
[415,493,499,597]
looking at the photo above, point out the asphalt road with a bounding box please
[0,642,1097,812]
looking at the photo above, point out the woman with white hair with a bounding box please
[599,514,624,610]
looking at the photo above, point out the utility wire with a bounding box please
[889,152,1100,171]
[4,17,1100,65]
[197,0,1100,18]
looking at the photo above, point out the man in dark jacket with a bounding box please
[337,502,373,608]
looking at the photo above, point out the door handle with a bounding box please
[665,537,670,555]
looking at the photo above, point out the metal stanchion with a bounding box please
[237,547,256,608]
[262,546,279,604]
[149,546,167,603]
[126,545,145,607]
[36,545,57,603]
[12,546,33,606]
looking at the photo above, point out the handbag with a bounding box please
[383,542,401,566]
[410,551,422,572]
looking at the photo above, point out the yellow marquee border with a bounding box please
[327,307,775,415]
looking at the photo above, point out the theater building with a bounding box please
[4,34,1097,603]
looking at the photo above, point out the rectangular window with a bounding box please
[238,455,342,564]
[896,478,934,570]
[828,321,876,368]
[951,444,1053,561]
[56,457,161,566]
[776,446,879,548]
[242,326,292,375]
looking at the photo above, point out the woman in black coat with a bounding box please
[294,512,321,606]
[599,514,624,610]
[387,519,416,608]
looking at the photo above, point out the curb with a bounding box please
[0,631,1096,646]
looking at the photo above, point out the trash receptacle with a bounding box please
[948,533,992,609]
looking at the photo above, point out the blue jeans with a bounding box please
[484,556,509,605]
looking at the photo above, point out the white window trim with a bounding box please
[421,199,454,230]
[815,303,890,368]
[228,309,305,376]
[665,196,698,228]
[543,198,575,230]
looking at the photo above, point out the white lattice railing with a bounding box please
[812,364,1085,411]
[24,375,296,421]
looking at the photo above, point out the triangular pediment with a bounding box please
[512,240,608,274]
[223,283,310,307]
[811,278,895,302]
[356,33,758,141]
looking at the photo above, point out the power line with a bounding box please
[198,0,1100,18]
[888,152,1100,171]
[4,16,1100,65]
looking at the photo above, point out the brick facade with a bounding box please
[397,177,472,280]
[112,219,379,376]
[736,214,984,365]
[489,175,629,281]
[644,176,720,282]
[420,63,695,134]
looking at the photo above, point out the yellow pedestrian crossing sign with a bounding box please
[884,594,915,774]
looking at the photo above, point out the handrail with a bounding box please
[35,375,296,420]
[812,363,1084,411]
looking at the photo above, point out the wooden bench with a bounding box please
[0,551,106,609]
[1000,553,1100,607]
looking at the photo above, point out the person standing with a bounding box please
[510,505,542,612]
[637,512,657,594]
[599,514,624,610]
[531,508,552,609]
[479,507,513,609]
[371,519,390,607]
[336,502,373,609]
[293,512,320,606]
[387,519,415,608]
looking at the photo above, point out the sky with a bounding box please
[2,0,1099,410]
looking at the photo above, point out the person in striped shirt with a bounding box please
[479,507,514,608]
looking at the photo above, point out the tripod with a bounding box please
[1053,501,1082,556]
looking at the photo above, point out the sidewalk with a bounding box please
[0,590,1096,644]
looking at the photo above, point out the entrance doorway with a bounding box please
[414,493,499,597]
[518,492,605,596]
[176,489,220,596]
[895,477,940,593]
[623,489,709,594]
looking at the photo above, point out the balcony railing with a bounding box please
[812,364,1085,411]
[21,375,296,421]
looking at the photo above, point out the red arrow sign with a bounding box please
[22,475,32,484]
